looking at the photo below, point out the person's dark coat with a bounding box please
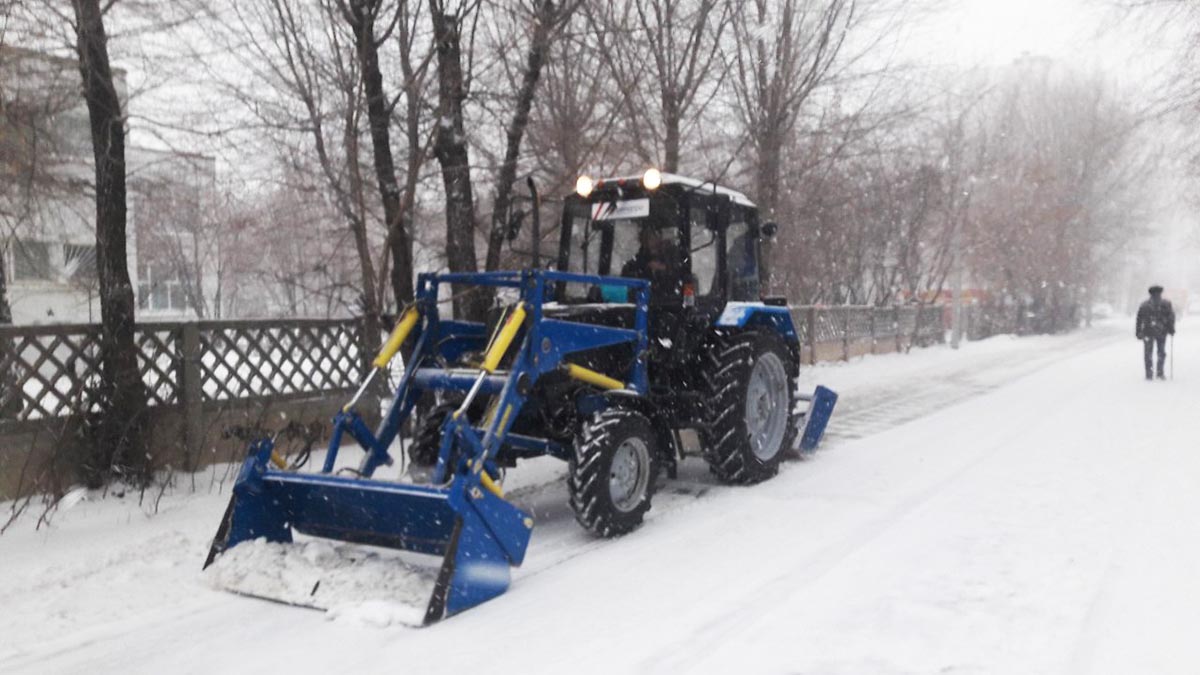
[1136,297,1176,339]
[620,248,681,301]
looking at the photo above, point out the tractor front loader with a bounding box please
[204,171,838,625]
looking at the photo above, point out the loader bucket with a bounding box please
[797,385,838,453]
[204,440,533,625]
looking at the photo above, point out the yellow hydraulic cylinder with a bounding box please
[482,303,526,373]
[480,470,505,498]
[344,306,421,412]
[564,362,625,391]
[467,459,506,498]
[373,306,420,369]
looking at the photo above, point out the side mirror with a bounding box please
[761,221,779,238]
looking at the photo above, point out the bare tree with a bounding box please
[338,0,434,308]
[482,0,578,272]
[525,23,624,191]
[392,1,437,302]
[0,34,10,326]
[71,0,149,485]
[964,61,1149,332]
[588,0,733,173]
[728,0,854,221]
[429,0,487,319]
[0,249,8,325]
[215,0,387,332]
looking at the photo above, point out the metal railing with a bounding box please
[793,305,944,364]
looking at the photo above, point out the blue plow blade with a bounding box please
[797,385,839,453]
[204,440,533,625]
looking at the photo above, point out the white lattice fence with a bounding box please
[0,318,366,425]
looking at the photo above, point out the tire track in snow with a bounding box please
[823,327,1120,443]
[638,417,1060,673]
[639,330,1128,673]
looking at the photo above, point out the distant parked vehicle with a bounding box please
[1090,303,1114,320]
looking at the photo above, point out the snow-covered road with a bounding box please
[4,321,1198,674]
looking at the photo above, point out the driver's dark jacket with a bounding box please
[621,249,681,301]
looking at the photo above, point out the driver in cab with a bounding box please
[621,223,681,301]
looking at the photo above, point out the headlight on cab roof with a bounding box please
[642,168,662,190]
[575,175,594,198]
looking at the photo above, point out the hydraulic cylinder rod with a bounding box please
[343,306,420,412]
[563,362,625,390]
[458,303,526,417]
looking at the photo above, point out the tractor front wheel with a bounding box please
[408,399,462,469]
[568,409,660,537]
[701,331,799,484]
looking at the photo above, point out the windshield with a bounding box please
[561,197,681,302]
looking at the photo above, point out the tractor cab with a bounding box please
[555,170,771,314]
[550,170,777,374]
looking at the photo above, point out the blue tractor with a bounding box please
[205,170,837,624]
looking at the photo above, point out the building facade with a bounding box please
[1,46,217,325]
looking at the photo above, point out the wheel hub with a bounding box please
[609,437,650,513]
[744,351,789,461]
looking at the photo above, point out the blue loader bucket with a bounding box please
[204,440,533,624]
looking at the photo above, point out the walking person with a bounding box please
[1136,285,1176,380]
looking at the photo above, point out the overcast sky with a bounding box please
[911,0,1179,87]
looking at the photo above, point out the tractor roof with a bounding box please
[593,172,756,208]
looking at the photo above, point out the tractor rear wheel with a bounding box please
[568,409,660,537]
[700,331,799,484]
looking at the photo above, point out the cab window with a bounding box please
[689,205,719,296]
[726,217,759,300]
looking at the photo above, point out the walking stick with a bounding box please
[1171,334,1174,380]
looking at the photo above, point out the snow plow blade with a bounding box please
[796,385,838,453]
[204,439,533,625]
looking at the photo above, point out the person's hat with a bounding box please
[1149,285,1164,294]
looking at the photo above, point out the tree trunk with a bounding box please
[0,244,18,417]
[755,122,784,293]
[0,251,10,325]
[662,99,680,173]
[755,123,785,221]
[394,88,422,312]
[484,0,558,272]
[430,7,487,321]
[72,0,149,486]
[342,117,382,355]
[344,0,415,308]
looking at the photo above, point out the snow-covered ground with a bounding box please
[5,319,1199,674]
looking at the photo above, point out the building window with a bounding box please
[63,243,97,283]
[13,240,52,281]
[137,263,189,312]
